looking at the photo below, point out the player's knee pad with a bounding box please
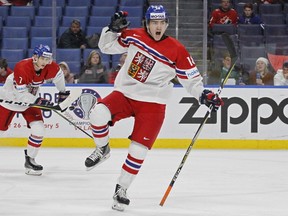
[29,121,45,137]
[90,103,111,126]
[129,141,148,160]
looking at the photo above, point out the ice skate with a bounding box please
[24,149,43,176]
[85,144,110,171]
[112,184,130,211]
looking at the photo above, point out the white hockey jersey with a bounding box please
[99,27,204,104]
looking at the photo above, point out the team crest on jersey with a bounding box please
[128,51,155,82]
[70,88,101,120]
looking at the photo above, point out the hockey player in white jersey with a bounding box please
[85,5,223,211]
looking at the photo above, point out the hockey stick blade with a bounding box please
[159,33,238,207]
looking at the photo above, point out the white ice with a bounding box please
[1,148,288,216]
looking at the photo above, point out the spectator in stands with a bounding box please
[58,19,87,49]
[78,50,108,84]
[208,52,246,85]
[59,61,75,84]
[249,57,274,85]
[0,58,13,84]
[109,53,127,84]
[238,3,263,25]
[274,61,288,85]
[208,0,238,29]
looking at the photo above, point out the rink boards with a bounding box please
[1,84,288,149]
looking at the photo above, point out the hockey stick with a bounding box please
[53,110,93,139]
[0,88,82,111]
[159,33,238,206]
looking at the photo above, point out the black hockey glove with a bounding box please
[108,11,130,33]
[34,97,54,110]
[58,90,70,103]
[200,89,224,112]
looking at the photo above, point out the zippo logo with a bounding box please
[179,96,288,133]
[150,12,166,19]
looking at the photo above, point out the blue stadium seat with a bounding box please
[239,35,264,47]
[240,45,266,70]
[33,0,41,7]
[265,35,288,48]
[127,16,143,28]
[30,37,53,49]
[64,6,89,17]
[92,0,118,7]
[64,61,82,75]
[118,6,143,17]
[90,6,116,16]
[2,38,29,50]
[261,14,285,25]
[1,49,26,63]
[34,16,60,27]
[30,27,54,37]
[284,3,288,14]
[41,0,66,7]
[8,62,18,70]
[212,34,238,50]
[88,16,110,28]
[259,4,282,15]
[37,6,63,17]
[86,26,103,35]
[111,54,122,68]
[5,16,31,28]
[56,49,82,62]
[10,6,36,20]
[67,0,92,6]
[2,27,28,38]
[237,24,263,36]
[62,16,87,30]
[264,24,288,37]
[120,0,144,7]
[58,26,68,38]
[0,6,9,22]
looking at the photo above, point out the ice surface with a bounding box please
[1,148,288,216]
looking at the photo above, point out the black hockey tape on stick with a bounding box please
[53,110,93,139]
[159,33,238,207]
[0,88,82,111]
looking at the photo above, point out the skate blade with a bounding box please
[25,168,42,176]
[86,153,111,171]
[112,200,126,211]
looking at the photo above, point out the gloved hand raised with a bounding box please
[108,11,130,33]
[58,90,70,103]
[200,89,224,112]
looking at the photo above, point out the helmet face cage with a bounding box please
[33,44,53,60]
[145,5,169,23]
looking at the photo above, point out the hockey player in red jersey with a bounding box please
[84,5,223,211]
[0,44,70,176]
